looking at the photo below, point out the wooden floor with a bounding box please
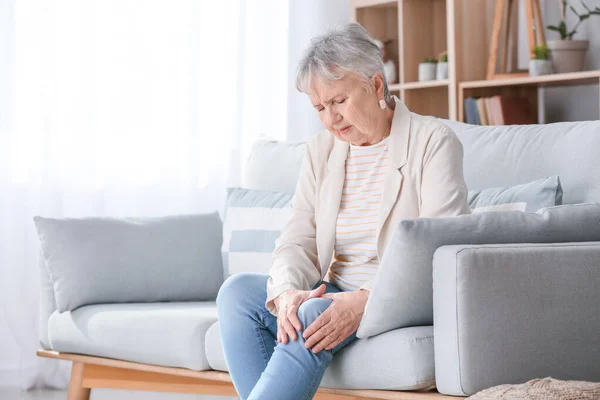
[37,350,459,400]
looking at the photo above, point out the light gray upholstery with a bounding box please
[205,322,227,372]
[34,213,224,312]
[442,119,600,204]
[38,248,57,350]
[433,242,600,396]
[468,176,562,213]
[359,203,600,339]
[205,321,435,390]
[49,302,218,370]
[243,139,306,194]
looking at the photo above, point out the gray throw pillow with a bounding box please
[468,176,562,214]
[469,176,562,213]
[357,203,600,339]
[34,213,224,312]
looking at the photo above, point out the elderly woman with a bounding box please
[216,23,470,400]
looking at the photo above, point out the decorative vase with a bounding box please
[418,63,436,81]
[436,62,448,80]
[529,59,553,76]
[383,59,397,84]
[547,40,589,73]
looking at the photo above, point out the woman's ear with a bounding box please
[371,73,386,98]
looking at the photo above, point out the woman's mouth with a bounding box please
[339,126,352,135]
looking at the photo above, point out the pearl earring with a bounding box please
[379,99,387,110]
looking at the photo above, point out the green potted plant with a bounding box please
[529,45,553,76]
[436,51,449,80]
[418,57,437,81]
[547,0,600,73]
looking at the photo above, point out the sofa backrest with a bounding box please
[246,121,600,205]
[442,119,600,205]
[243,139,306,194]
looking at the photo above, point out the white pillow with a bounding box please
[243,139,306,194]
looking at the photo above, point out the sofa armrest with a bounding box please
[432,242,600,396]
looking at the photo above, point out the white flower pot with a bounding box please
[547,39,589,73]
[529,59,553,76]
[436,62,448,80]
[383,60,397,84]
[418,63,437,81]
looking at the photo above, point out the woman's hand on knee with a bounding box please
[303,290,369,353]
[273,284,326,344]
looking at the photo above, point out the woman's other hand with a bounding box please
[302,290,369,353]
[273,284,327,344]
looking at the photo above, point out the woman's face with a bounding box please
[308,72,388,146]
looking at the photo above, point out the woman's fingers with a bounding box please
[314,331,341,353]
[306,284,326,300]
[281,315,298,341]
[287,305,303,331]
[302,311,330,340]
[304,317,333,348]
[324,332,345,351]
[276,319,285,343]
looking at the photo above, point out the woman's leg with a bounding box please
[216,273,277,399]
[246,285,358,400]
[217,272,358,400]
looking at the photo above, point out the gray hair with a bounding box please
[295,23,391,105]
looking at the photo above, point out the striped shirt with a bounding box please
[327,135,390,291]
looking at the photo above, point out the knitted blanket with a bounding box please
[468,377,600,399]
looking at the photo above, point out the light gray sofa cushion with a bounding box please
[442,119,600,204]
[357,203,600,339]
[49,302,218,370]
[433,242,600,396]
[205,321,435,390]
[469,176,562,213]
[243,139,306,194]
[34,213,224,312]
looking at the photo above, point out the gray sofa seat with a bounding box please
[206,321,435,390]
[48,302,218,370]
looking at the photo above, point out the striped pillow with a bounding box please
[222,188,294,277]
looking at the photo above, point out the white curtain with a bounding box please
[0,0,288,389]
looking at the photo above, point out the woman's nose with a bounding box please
[325,108,342,127]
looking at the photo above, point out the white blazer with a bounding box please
[265,98,470,315]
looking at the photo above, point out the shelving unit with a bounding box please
[350,0,600,122]
[459,70,600,122]
[352,0,453,119]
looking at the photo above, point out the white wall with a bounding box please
[286,0,350,142]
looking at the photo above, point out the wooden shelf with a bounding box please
[461,70,600,89]
[388,83,402,92]
[400,80,449,90]
[352,0,398,9]
[389,81,449,92]
[351,1,600,122]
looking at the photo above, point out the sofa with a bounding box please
[36,118,600,399]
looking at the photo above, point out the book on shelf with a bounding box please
[464,95,536,125]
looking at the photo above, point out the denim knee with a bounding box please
[296,298,332,329]
[216,272,264,309]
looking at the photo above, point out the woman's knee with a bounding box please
[297,298,332,328]
[216,272,268,309]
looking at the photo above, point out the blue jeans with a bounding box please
[216,273,358,400]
